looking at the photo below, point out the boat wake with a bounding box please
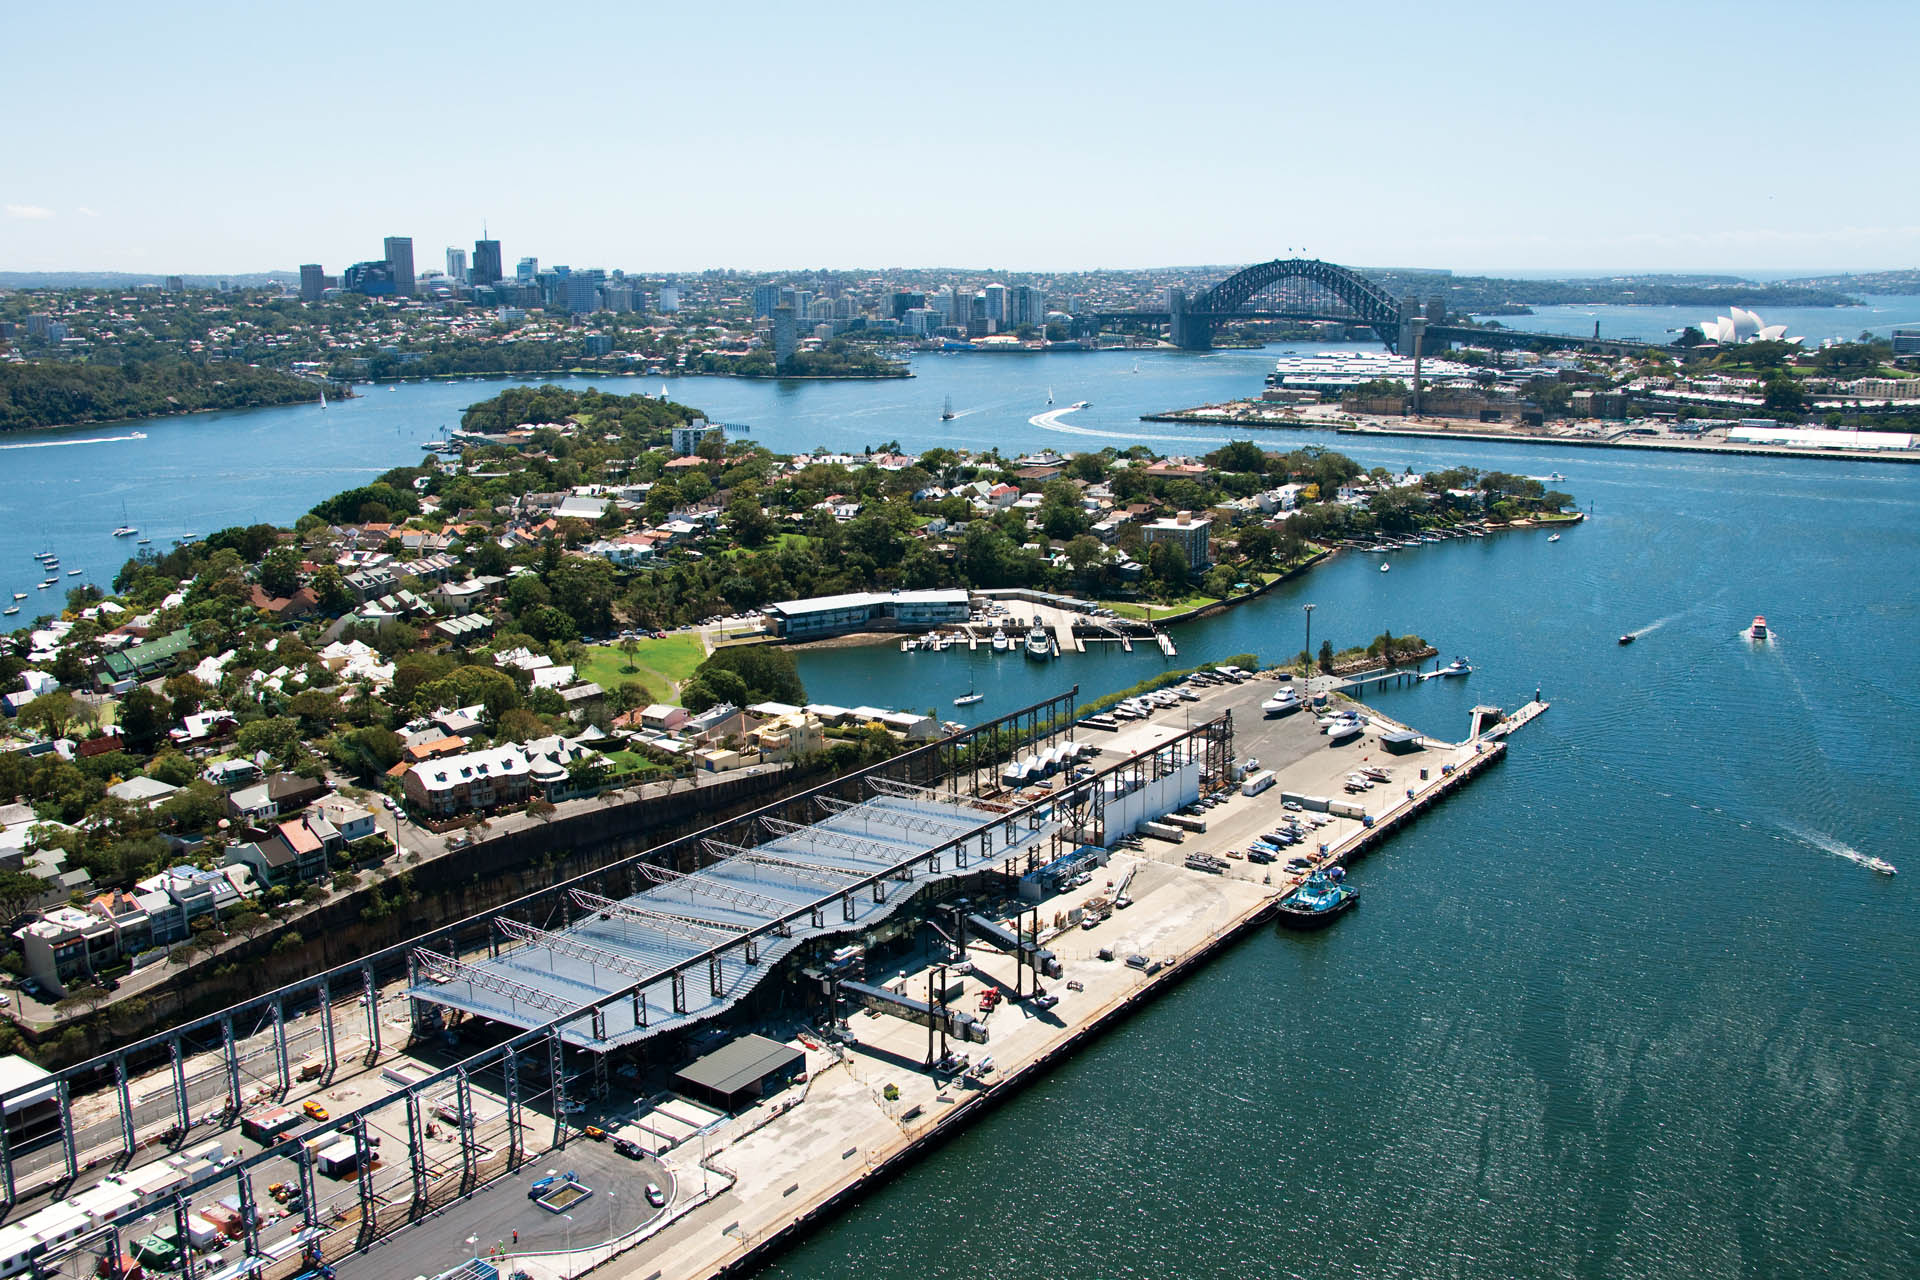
[1624,612,1679,640]
[1028,406,1228,447]
[0,432,148,450]
[1777,821,1895,875]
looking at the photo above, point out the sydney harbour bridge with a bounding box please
[1090,258,1659,355]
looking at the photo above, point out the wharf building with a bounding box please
[0,691,1230,1280]
[762,588,970,640]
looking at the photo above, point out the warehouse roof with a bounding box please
[674,1034,803,1097]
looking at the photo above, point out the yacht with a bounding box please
[1424,656,1472,679]
[10,594,24,601]
[1024,620,1053,660]
[1,606,16,616]
[1327,720,1364,744]
[1276,869,1359,929]
[991,629,1010,653]
[38,580,56,590]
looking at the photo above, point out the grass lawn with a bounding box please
[723,533,812,559]
[576,632,708,700]
[1099,571,1285,620]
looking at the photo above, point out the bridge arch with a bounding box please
[1173,258,1404,349]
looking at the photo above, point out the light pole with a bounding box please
[1302,603,1316,693]
[562,1213,575,1279]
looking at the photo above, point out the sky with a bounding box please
[4,0,1916,277]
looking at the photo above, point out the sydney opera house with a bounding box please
[1699,306,1802,345]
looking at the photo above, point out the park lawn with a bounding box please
[576,632,708,700]
[722,532,813,559]
[1100,572,1284,620]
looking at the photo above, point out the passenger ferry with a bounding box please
[1746,615,1769,642]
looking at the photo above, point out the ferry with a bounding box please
[1275,869,1359,929]
[1746,615,1769,641]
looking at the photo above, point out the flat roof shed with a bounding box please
[672,1034,804,1112]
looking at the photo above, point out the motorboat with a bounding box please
[38,580,56,590]
[1024,621,1053,660]
[1864,856,1897,876]
[1,607,16,617]
[1261,691,1301,716]
[1746,615,1769,641]
[1380,562,1391,572]
[1424,656,1472,679]
[1548,533,1561,543]
[1276,869,1358,929]
[11,594,24,601]
[1618,633,1635,645]
[991,629,1010,653]
[1327,720,1364,744]
[67,569,80,576]
[1318,712,1356,730]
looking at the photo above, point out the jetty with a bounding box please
[556,675,1546,1280]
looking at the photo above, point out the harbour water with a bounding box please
[4,346,1917,1276]
[1471,292,1920,346]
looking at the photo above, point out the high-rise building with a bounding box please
[516,257,539,283]
[343,261,396,296]
[383,237,415,297]
[772,305,797,366]
[299,264,325,301]
[984,284,1008,326]
[657,286,680,312]
[472,238,502,286]
[164,276,185,293]
[563,272,604,314]
[752,284,781,318]
[445,247,468,285]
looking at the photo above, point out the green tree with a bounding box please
[119,687,172,754]
[257,547,303,598]
[18,692,86,741]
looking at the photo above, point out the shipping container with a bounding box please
[1139,821,1184,843]
[1241,770,1277,797]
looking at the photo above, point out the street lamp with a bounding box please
[562,1213,575,1279]
[1302,603,1316,692]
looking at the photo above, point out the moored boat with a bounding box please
[1276,869,1359,929]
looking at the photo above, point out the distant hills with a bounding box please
[0,271,296,289]
[1777,269,1920,296]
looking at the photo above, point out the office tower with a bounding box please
[472,237,502,286]
[516,257,539,282]
[383,237,415,296]
[657,286,680,312]
[891,291,925,320]
[164,276,185,293]
[752,284,781,318]
[564,272,604,314]
[772,305,797,366]
[445,247,468,284]
[299,265,325,301]
[794,290,814,320]
[984,284,1008,326]
[343,261,396,296]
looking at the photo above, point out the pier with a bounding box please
[558,675,1546,1280]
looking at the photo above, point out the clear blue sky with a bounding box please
[4,0,1914,276]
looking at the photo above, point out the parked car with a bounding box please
[645,1182,667,1208]
[612,1137,644,1159]
[302,1100,328,1121]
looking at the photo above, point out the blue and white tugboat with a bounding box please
[1275,867,1359,929]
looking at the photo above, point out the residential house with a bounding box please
[430,578,494,616]
[343,568,399,602]
[317,796,378,844]
[171,711,239,748]
[106,777,180,809]
[98,628,194,687]
[75,729,127,760]
[201,758,261,789]
[87,890,153,961]
[13,908,119,998]
[639,704,688,732]
[402,746,532,818]
[224,772,325,822]
[248,585,319,620]
[746,712,824,763]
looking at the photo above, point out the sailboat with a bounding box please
[1046,387,1053,405]
[940,395,956,421]
[319,387,327,410]
[112,501,137,538]
[953,669,984,707]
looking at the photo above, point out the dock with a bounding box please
[1478,699,1549,740]
[567,678,1548,1280]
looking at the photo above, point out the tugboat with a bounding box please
[1276,868,1359,929]
[1746,615,1769,642]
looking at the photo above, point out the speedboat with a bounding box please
[1260,692,1300,716]
[1618,633,1635,645]
[1548,533,1561,542]
[1327,720,1364,744]
[1276,869,1358,929]
[1380,562,1391,572]
[991,629,1010,653]
[1864,856,1897,876]
[1746,615,1769,641]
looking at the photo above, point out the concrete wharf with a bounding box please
[552,676,1546,1280]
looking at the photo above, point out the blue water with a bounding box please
[6,344,1918,1276]
[1473,292,1920,346]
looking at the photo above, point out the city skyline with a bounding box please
[4,2,1916,275]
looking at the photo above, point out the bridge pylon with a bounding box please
[1167,289,1212,350]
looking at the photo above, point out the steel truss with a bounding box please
[633,858,792,915]
[571,889,747,941]
[494,916,652,981]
